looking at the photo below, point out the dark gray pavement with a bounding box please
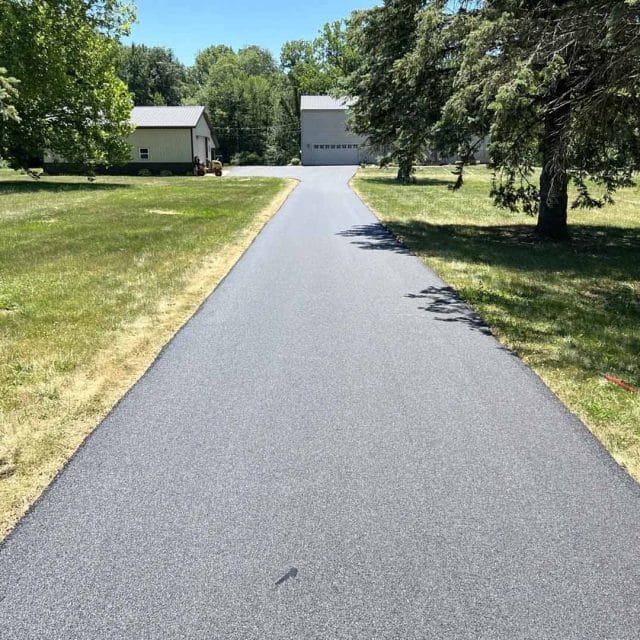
[1,166,639,639]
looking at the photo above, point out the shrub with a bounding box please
[138,169,152,177]
[289,157,301,166]
[264,145,287,166]
[230,152,264,166]
[159,170,173,177]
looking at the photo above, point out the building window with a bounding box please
[330,145,336,149]
[139,148,150,160]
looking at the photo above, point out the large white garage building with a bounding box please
[300,96,373,166]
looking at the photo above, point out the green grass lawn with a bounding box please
[353,165,640,480]
[0,171,292,536]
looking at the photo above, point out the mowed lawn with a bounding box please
[0,172,292,536]
[353,166,640,480]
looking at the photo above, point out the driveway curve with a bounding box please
[1,166,639,639]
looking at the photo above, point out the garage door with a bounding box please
[309,143,360,165]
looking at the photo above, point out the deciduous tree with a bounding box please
[188,46,278,162]
[118,44,187,106]
[0,67,18,122]
[0,0,135,171]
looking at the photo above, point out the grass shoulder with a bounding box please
[0,172,296,537]
[352,165,640,480]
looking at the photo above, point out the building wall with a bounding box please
[192,115,214,163]
[44,128,193,175]
[301,109,372,166]
[128,128,192,164]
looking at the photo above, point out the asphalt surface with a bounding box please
[1,166,639,639]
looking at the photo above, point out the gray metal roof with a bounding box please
[131,106,206,128]
[300,95,356,111]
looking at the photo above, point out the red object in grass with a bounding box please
[604,374,640,394]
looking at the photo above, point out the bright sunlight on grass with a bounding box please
[0,172,294,536]
[353,165,640,480]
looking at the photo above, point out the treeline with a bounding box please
[116,21,358,165]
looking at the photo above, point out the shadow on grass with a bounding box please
[340,220,640,275]
[361,175,454,188]
[0,181,131,194]
[339,219,640,381]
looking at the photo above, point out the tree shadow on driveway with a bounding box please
[336,223,410,254]
[337,224,493,336]
[406,286,493,336]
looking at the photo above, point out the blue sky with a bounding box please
[125,1,378,65]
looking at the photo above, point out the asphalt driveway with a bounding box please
[1,165,639,639]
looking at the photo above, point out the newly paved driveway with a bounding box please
[1,166,639,638]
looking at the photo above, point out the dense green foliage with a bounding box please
[117,44,187,106]
[346,1,423,183]
[346,0,640,238]
[0,67,18,122]
[0,0,134,171]
[344,1,480,183]
[182,23,357,163]
[187,45,281,163]
[450,0,640,238]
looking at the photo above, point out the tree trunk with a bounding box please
[396,157,413,184]
[536,161,569,240]
[536,82,570,240]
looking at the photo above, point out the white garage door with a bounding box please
[309,143,360,165]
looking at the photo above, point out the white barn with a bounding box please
[127,106,217,174]
[300,95,491,167]
[300,96,373,166]
[45,105,217,175]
